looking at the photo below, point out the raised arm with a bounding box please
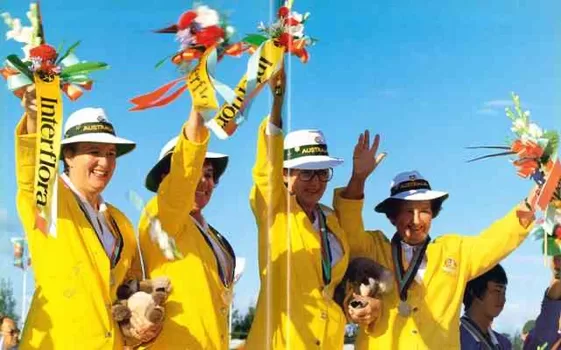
[250,68,287,219]
[335,130,386,257]
[15,86,53,281]
[157,107,210,235]
[461,201,535,279]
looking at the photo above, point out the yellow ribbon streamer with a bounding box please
[33,73,63,234]
[206,40,285,139]
[187,46,220,113]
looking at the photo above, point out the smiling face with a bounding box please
[390,200,433,245]
[193,160,216,211]
[64,142,117,200]
[283,168,332,210]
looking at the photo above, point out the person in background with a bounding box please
[0,316,19,350]
[524,255,561,350]
[460,264,511,349]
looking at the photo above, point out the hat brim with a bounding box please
[145,151,229,193]
[61,133,136,157]
[283,156,344,170]
[374,189,449,213]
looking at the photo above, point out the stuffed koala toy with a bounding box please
[334,257,393,318]
[112,277,171,342]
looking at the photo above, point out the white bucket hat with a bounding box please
[61,107,136,157]
[145,136,229,192]
[283,129,343,170]
[374,170,449,213]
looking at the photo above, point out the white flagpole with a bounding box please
[21,263,27,329]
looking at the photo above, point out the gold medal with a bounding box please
[398,301,411,317]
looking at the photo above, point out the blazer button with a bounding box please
[315,340,321,346]
[105,331,112,338]
[320,311,327,320]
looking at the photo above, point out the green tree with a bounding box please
[231,306,255,339]
[0,279,19,323]
[510,330,523,350]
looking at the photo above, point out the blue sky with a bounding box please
[1,0,560,334]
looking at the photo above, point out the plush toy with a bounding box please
[112,277,171,343]
[334,257,393,320]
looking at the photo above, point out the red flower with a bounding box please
[195,25,225,47]
[511,139,544,159]
[278,6,290,18]
[29,44,57,62]
[513,158,539,178]
[278,33,293,47]
[554,225,561,240]
[177,11,197,30]
[284,17,300,26]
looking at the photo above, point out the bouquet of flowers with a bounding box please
[468,93,561,255]
[1,3,108,100]
[242,2,315,63]
[129,4,247,111]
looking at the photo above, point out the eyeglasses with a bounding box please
[296,168,333,182]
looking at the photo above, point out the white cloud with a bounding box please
[484,99,513,108]
[476,108,499,116]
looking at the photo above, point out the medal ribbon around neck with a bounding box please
[390,233,430,302]
[317,207,333,286]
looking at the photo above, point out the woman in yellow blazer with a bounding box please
[333,130,536,349]
[244,71,379,349]
[138,107,235,349]
[14,87,151,349]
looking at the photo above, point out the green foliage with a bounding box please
[0,279,19,323]
[231,306,255,339]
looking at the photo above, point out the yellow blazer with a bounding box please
[244,118,350,349]
[138,130,235,350]
[333,188,532,349]
[14,116,140,349]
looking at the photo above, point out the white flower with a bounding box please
[524,110,531,118]
[195,5,219,28]
[21,44,33,60]
[225,25,235,37]
[286,23,304,38]
[158,234,171,251]
[4,16,34,45]
[520,133,538,144]
[270,20,284,33]
[511,118,526,134]
[527,123,543,139]
[290,12,303,23]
